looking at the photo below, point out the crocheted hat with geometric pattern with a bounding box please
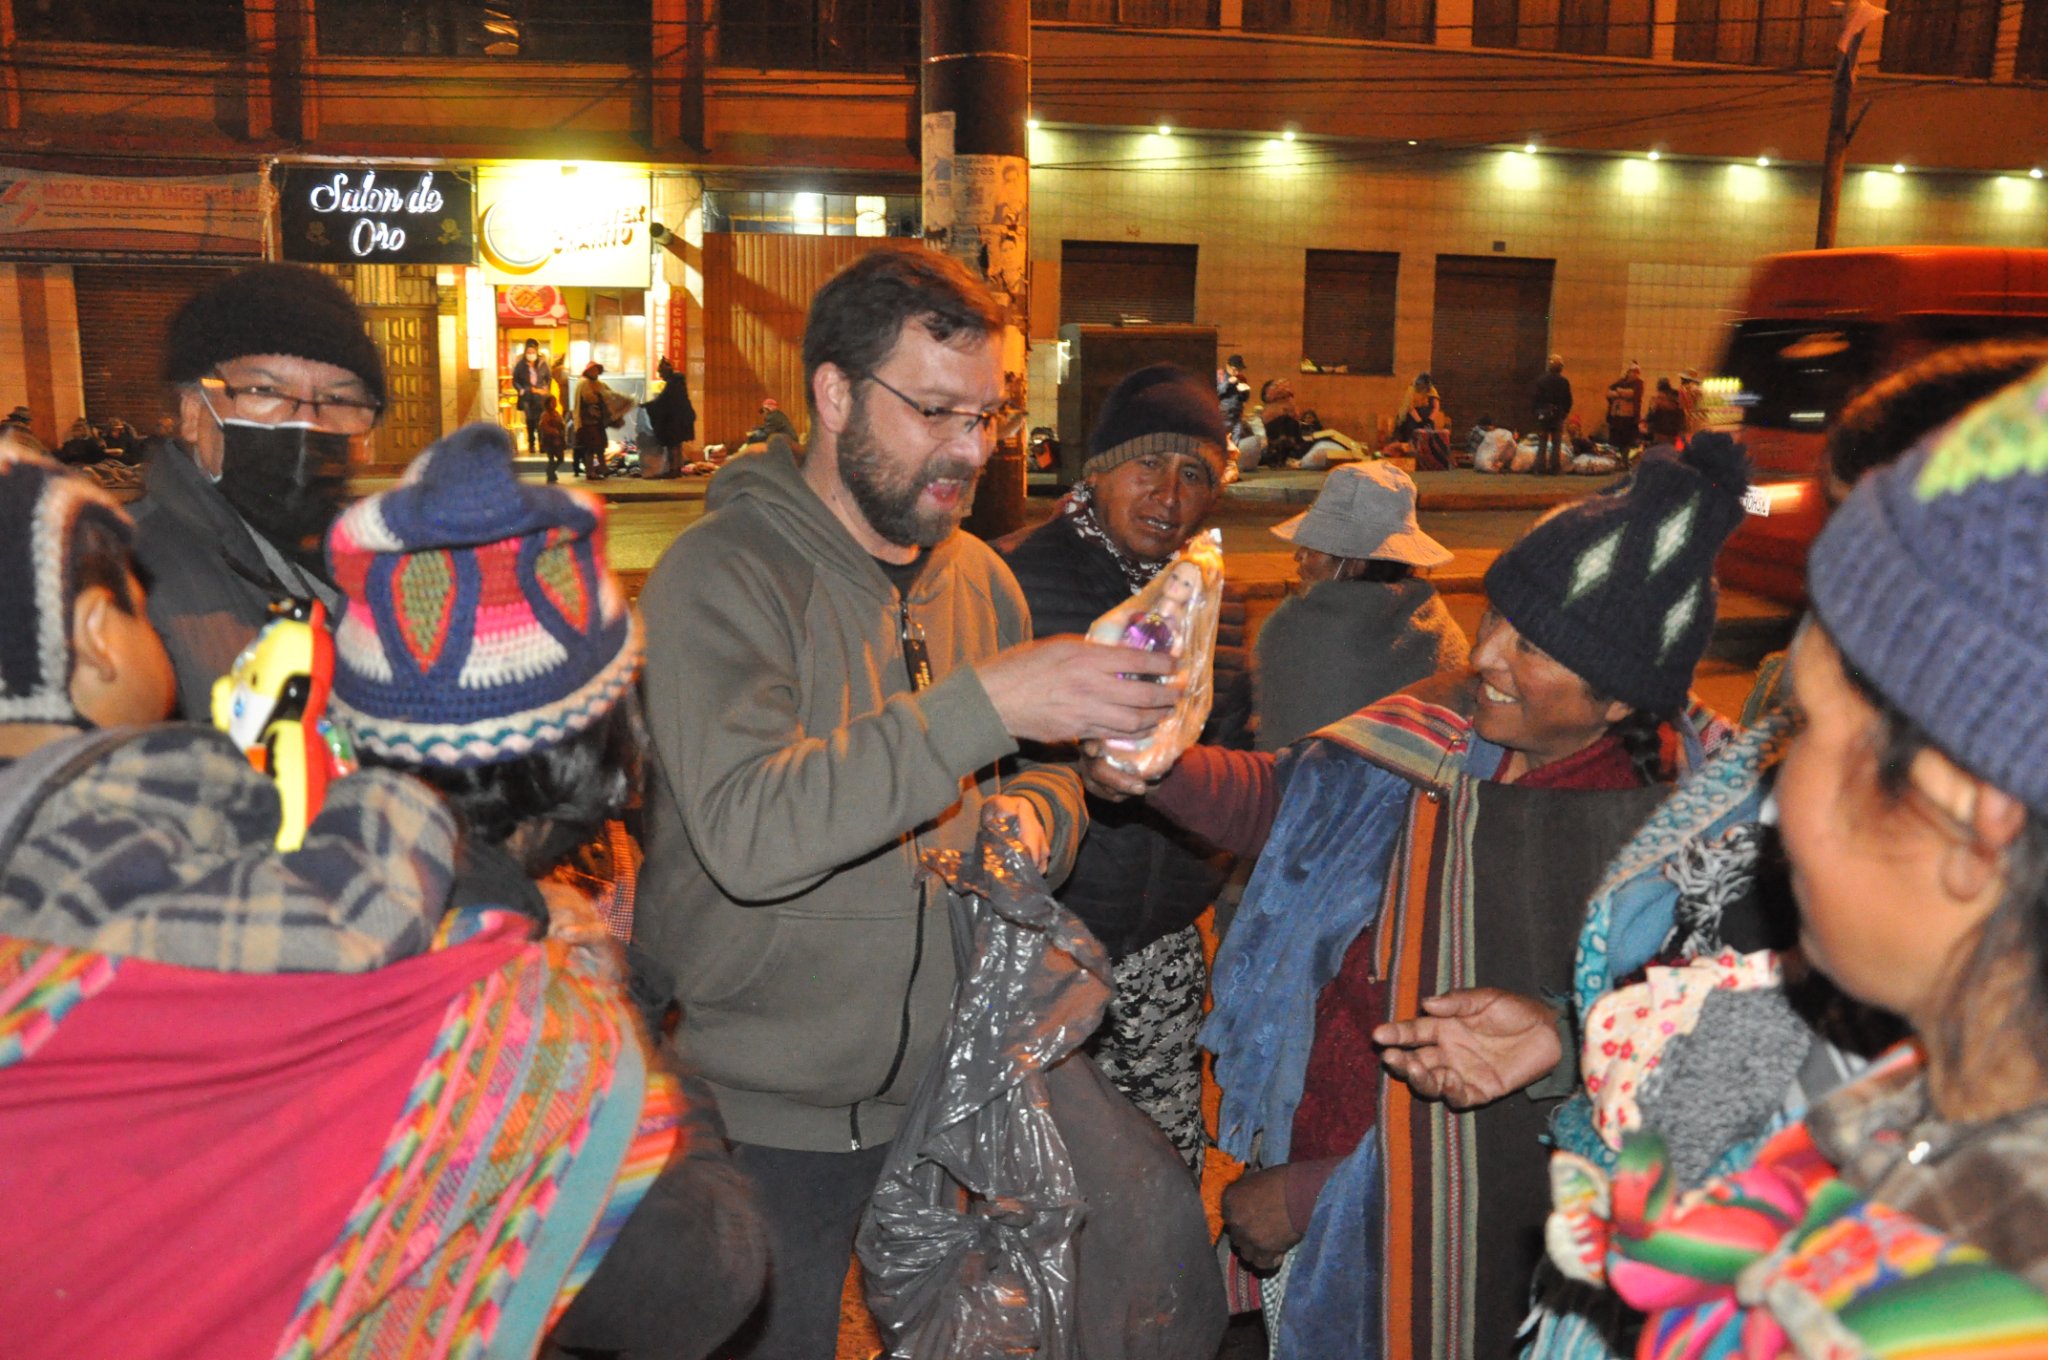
[1483,434,1750,717]
[326,421,640,768]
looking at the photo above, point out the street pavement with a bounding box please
[360,460,1793,718]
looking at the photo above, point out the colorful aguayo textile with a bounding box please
[0,908,677,1360]
[1547,1066,2048,1359]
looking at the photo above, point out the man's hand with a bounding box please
[1077,740,1157,803]
[982,794,1050,873]
[1372,988,1562,1110]
[976,637,1181,744]
[1221,1166,1302,1272]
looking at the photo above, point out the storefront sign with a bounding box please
[0,168,262,257]
[476,167,650,289]
[276,166,475,265]
[497,283,568,323]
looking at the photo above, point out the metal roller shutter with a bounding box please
[71,265,235,434]
[1429,255,1555,435]
[1059,241,1198,327]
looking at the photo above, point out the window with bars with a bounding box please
[701,191,922,237]
[1241,0,1433,41]
[1876,0,1999,75]
[1059,241,1199,326]
[17,0,245,48]
[1030,0,1221,24]
[1302,250,1398,376]
[717,0,920,71]
[1472,0,1654,57]
[317,0,651,60]
[1672,0,1844,66]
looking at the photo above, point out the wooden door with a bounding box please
[361,307,438,467]
[1430,255,1556,437]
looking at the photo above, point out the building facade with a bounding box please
[0,0,2042,457]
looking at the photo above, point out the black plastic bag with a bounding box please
[855,819,1226,1359]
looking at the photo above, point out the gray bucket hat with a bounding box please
[1270,461,1453,568]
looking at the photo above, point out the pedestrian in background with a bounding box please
[1532,354,1573,475]
[642,356,697,479]
[574,361,616,479]
[1605,360,1644,460]
[1256,460,1468,752]
[997,361,1253,1170]
[511,337,551,457]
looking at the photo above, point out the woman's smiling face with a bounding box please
[1469,607,1631,771]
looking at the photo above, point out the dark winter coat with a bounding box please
[645,375,697,446]
[996,511,1254,959]
[130,437,339,721]
[1533,371,1574,425]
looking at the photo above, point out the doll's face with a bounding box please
[1162,562,1201,605]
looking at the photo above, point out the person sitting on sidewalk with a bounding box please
[1086,437,1751,1358]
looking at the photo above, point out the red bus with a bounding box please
[1712,247,2048,602]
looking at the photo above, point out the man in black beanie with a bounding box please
[132,263,387,718]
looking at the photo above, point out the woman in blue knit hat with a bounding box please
[1543,362,2048,1354]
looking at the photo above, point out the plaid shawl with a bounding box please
[0,724,455,972]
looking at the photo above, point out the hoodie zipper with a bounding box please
[851,592,935,1151]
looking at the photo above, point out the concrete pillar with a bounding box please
[923,0,1031,537]
[0,0,20,131]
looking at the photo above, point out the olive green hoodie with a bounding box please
[635,439,1084,1151]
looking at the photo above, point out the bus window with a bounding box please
[1720,320,1884,432]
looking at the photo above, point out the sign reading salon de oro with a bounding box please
[276,166,476,265]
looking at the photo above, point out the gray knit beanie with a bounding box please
[1809,362,2048,811]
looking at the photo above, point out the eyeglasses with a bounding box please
[865,372,1027,443]
[201,374,384,435]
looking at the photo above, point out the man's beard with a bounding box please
[836,395,981,549]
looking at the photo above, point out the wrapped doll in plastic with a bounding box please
[1085,530,1224,777]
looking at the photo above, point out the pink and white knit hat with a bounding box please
[325,422,640,768]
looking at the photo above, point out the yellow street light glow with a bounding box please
[1407,139,1418,146]
[1647,150,1661,161]
[1757,156,1771,167]
[1282,129,1296,142]
[1157,123,1174,136]
[1523,142,1538,154]
[2034,167,2045,180]
[1892,162,1907,174]
[1027,118,1040,131]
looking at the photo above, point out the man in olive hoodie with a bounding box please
[634,249,1182,1358]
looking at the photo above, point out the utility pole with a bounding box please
[922,0,1031,538]
[1816,2,1884,249]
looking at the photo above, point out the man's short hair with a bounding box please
[801,249,1003,413]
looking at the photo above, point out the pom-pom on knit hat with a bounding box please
[326,422,640,768]
[1809,362,2048,813]
[1085,363,1230,483]
[162,264,387,408]
[1483,433,1751,717]
[0,440,138,725]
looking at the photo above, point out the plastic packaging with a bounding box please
[855,817,1226,1360]
[1084,529,1224,778]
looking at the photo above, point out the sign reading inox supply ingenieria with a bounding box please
[476,167,651,289]
[276,166,475,265]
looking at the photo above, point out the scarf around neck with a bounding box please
[1062,483,1163,594]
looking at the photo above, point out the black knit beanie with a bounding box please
[1483,434,1751,716]
[1085,363,1230,481]
[163,264,387,406]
